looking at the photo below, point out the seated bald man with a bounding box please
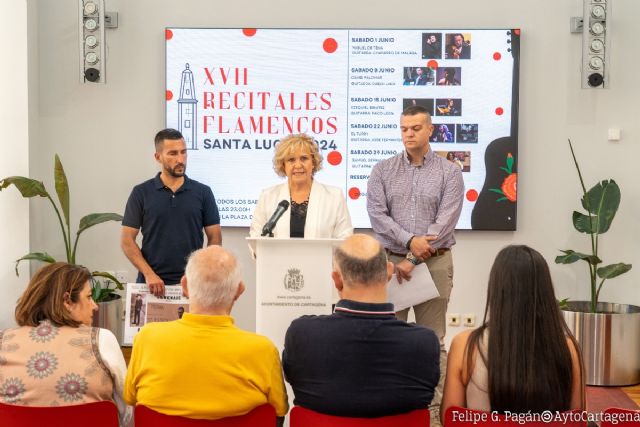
[282,234,440,417]
[124,246,288,421]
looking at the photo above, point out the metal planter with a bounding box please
[562,301,640,386]
[92,294,124,345]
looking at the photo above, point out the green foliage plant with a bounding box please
[555,140,632,313]
[0,155,124,302]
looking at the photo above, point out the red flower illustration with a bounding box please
[489,153,517,203]
[501,173,517,202]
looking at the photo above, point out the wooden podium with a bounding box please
[247,237,342,352]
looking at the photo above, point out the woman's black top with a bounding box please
[290,200,309,238]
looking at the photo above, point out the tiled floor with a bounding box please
[622,384,640,406]
[587,386,639,413]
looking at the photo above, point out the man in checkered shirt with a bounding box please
[367,105,464,424]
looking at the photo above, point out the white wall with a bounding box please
[0,0,31,328]
[17,0,640,339]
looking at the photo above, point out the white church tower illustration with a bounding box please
[178,63,198,149]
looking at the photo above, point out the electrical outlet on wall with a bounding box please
[447,313,460,327]
[463,313,476,327]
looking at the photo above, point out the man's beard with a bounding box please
[166,164,186,177]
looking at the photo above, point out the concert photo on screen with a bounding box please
[422,33,442,59]
[403,98,435,116]
[437,67,461,86]
[430,124,455,143]
[403,66,435,86]
[436,98,462,116]
[456,124,479,143]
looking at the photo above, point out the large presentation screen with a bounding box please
[165,28,520,230]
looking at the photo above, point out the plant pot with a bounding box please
[562,301,640,386]
[92,294,123,345]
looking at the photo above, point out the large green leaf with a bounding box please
[14,252,56,275]
[92,271,124,291]
[597,263,632,279]
[90,277,114,302]
[577,179,620,234]
[78,213,124,236]
[555,250,601,265]
[95,288,115,302]
[0,176,48,198]
[573,211,597,234]
[54,155,70,227]
[91,278,102,300]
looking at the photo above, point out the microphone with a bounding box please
[261,200,290,237]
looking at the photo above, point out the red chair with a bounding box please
[289,406,430,426]
[134,404,276,426]
[443,406,586,427]
[0,400,119,427]
[601,407,640,427]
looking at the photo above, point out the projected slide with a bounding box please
[166,28,520,230]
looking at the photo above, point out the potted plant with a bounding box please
[555,139,639,386]
[0,155,124,339]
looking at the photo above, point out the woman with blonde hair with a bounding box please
[0,262,131,426]
[250,133,353,239]
[441,245,584,419]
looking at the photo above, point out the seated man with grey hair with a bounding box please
[282,234,440,417]
[124,245,288,420]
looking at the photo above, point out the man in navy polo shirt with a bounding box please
[282,234,440,417]
[121,128,221,296]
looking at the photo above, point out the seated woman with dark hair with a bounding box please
[0,262,132,426]
[441,245,584,419]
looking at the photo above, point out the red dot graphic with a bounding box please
[348,187,361,200]
[323,38,338,53]
[493,52,501,60]
[242,28,257,37]
[495,107,504,116]
[466,189,478,202]
[166,90,173,101]
[427,60,439,69]
[327,151,342,166]
[165,29,173,40]
[514,29,521,36]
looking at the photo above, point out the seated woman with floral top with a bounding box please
[0,262,131,426]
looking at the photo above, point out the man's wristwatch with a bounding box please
[406,235,415,250]
[406,252,421,265]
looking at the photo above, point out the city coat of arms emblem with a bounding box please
[284,268,304,292]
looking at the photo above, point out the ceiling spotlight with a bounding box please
[85,52,99,65]
[590,21,605,36]
[85,35,98,48]
[591,5,605,19]
[84,18,97,31]
[589,56,604,70]
[589,39,604,53]
[83,1,98,15]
